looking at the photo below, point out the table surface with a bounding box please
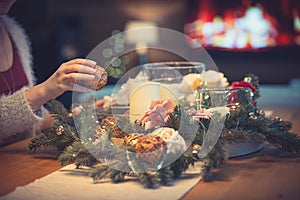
[1,106,300,199]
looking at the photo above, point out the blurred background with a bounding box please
[8,0,300,107]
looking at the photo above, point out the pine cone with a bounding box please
[100,116,125,138]
[78,66,107,90]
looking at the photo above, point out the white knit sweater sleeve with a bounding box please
[0,87,44,138]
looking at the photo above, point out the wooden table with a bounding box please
[182,107,300,200]
[0,140,61,196]
[1,107,300,199]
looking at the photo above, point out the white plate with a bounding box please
[227,142,264,158]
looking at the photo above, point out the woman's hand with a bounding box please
[25,58,100,110]
[43,58,98,96]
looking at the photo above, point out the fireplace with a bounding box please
[184,0,300,84]
[185,0,300,50]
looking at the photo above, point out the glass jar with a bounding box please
[143,61,206,84]
[197,87,254,110]
[141,61,206,108]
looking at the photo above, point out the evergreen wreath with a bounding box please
[29,73,300,188]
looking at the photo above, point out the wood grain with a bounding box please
[0,107,299,199]
[0,139,61,196]
[181,107,300,200]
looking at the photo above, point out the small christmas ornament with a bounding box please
[134,119,142,126]
[56,125,64,135]
[256,109,265,117]
[67,112,73,118]
[249,112,257,120]
[192,144,201,154]
[243,76,252,82]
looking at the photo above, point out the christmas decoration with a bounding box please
[100,115,125,138]
[76,66,108,90]
[124,133,167,165]
[29,73,300,188]
[140,99,176,130]
[56,126,64,136]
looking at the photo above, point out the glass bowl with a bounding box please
[197,87,254,110]
[142,61,206,84]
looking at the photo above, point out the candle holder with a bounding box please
[141,61,206,108]
[143,61,206,84]
[196,87,254,110]
[196,86,263,157]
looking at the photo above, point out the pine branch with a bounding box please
[157,167,174,186]
[109,169,127,183]
[44,99,69,116]
[138,172,160,189]
[165,106,181,130]
[44,100,73,125]
[245,73,260,100]
[170,152,197,178]
[263,130,300,152]
[222,127,266,144]
[178,110,201,143]
[28,132,62,151]
[58,141,97,167]
[115,115,145,134]
[29,99,79,152]
[90,165,111,181]
[200,141,226,181]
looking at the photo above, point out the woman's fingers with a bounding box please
[65,58,97,68]
[44,58,107,94]
[63,64,97,75]
[65,73,96,82]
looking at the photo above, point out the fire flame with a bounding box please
[184,3,296,50]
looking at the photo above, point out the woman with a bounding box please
[0,0,105,145]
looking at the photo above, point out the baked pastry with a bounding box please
[124,133,167,164]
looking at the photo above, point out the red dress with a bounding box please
[0,45,29,95]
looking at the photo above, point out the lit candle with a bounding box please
[129,82,161,122]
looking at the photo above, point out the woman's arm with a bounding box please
[0,58,100,137]
[25,58,97,111]
[0,88,44,137]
